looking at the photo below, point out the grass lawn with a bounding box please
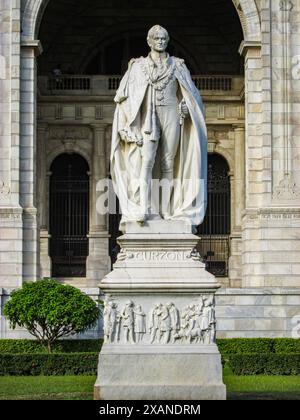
[0,374,300,400]
[0,376,96,400]
[225,375,300,400]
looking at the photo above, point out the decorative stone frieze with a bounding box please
[103,295,216,345]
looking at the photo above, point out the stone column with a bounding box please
[20,40,42,282]
[86,125,111,286]
[233,126,246,229]
[228,126,245,287]
[239,39,267,287]
[0,0,23,288]
[37,125,51,278]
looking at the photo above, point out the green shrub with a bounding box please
[0,339,103,354]
[4,280,100,353]
[217,338,274,354]
[228,353,300,375]
[274,338,300,354]
[0,353,98,376]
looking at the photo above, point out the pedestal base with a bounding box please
[95,221,226,400]
[94,345,226,400]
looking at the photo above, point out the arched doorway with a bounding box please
[197,153,231,277]
[49,153,89,277]
[20,0,260,286]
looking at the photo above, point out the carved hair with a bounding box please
[147,25,170,42]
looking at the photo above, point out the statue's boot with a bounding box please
[161,169,174,219]
[138,179,150,223]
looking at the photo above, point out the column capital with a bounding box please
[21,40,43,57]
[90,124,108,133]
[232,124,245,132]
[238,40,261,57]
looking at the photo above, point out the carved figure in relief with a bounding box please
[103,300,121,344]
[158,304,171,344]
[186,300,204,343]
[167,302,180,343]
[121,300,135,344]
[173,296,216,344]
[199,296,216,344]
[149,304,162,343]
[133,304,146,343]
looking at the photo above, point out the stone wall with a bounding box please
[241,0,300,288]
[216,287,300,338]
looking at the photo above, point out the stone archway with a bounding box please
[22,0,261,42]
[232,0,261,42]
[21,0,262,287]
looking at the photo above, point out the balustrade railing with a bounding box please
[38,74,244,96]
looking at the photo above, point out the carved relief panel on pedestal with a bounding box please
[103,295,216,346]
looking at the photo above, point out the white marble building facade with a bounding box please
[0,0,300,338]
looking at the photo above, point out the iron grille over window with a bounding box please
[197,154,231,277]
[49,154,89,277]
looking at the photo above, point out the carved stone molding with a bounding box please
[279,0,294,11]
[0,181,10,198]
[61,138,76,152]
[0,207,22,220]
[116,248,202,263]
[49,126,92,141]
[244,207,300,220]
[275,174,300,200]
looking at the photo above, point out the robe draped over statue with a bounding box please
[110,56,207,231]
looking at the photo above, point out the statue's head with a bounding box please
[147,25,169,53]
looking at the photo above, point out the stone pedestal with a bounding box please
[94,220,226,400]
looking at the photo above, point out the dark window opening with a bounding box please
[49,153,89,277]
[197,153,231,277]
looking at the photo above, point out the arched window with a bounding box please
[197,153,231,277]
[49,153,89,277]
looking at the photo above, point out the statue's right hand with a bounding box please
[119,130,128,142]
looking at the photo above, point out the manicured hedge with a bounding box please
[273,338,300,354]
[216,338,274,354]
[228,353,300,376]
[0,353,98,376]
[1,339,300,377]
[1,338,299,355]
[0,339,103,354]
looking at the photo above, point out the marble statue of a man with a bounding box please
[110,25,207,230]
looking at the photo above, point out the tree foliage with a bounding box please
[4,280,100,353]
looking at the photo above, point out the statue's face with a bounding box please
[149,29,169,52]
